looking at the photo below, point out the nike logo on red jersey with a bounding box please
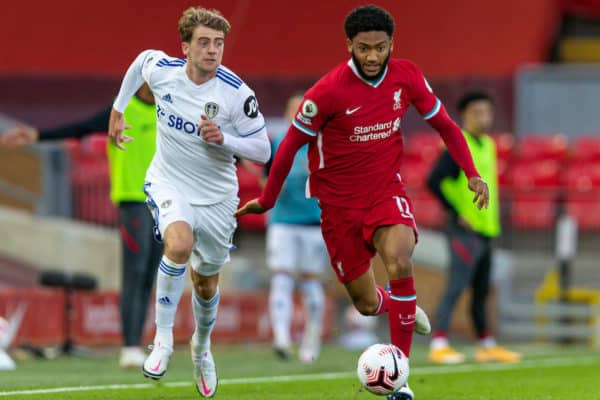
[345,106,362,115]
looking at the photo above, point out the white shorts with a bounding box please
[266,223,329,275]
[143,180,238,276]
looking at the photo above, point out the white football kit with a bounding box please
[114,50,270,273]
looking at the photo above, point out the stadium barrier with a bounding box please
[0,288,336,347]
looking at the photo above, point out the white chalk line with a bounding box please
[0,355,597,396]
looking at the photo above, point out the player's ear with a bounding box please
[346,38,353,54]
[181,41,190,58]
[390,38,394,53]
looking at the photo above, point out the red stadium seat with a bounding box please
[497,158,511,188]
[404,131,443,164]
[515,134,568,162]
[71,160,117,226]
[506,160,562,190]
[66,134,116,226]
[564,162,600,192]
[61,138,80,159]
[510,192,557,230]
[572,135,600,162]
[408,189,446,229]
[80,133,108,158]
[490,132,515,162]
[399,159,433,190]
[565,193,600,231]
[507,159,562,230]
[236,164,266,230]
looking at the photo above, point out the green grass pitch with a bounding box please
[0,343,598,399]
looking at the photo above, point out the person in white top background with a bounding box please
[108,6,270,398]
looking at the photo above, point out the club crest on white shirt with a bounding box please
[205,102,219,119]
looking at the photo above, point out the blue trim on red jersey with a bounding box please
[292,119,317,136]
[423,98,441,120]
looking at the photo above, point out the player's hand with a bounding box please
[108,108,133,150]
[234,198,267,217]
[199,115,224,145]
[0,124,39,147]
[468,176,489,210]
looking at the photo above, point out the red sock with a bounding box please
[433,331,448,339]
[374,285,390,315]
[387,277,416,357]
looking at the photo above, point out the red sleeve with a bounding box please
[258,125,313,209]
[406,60,439,118]
[427,104,480,179]
[290,79,333,137]
[406,60,479,179]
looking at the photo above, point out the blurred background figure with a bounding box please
[0,305,26,370]
[426,92,520,364]
[0,84,160,368]
[338,306,379,350]
[265,93,329,364]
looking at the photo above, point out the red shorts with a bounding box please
[320,194,418,284]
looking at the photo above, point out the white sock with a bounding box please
[479,336,497,349]
[269,273,294,348]
[154,256,186,348]
[430,336,450,350]
[192,287,220,352]
[300,279,324,351]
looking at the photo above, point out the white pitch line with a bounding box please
[0,355,596,397]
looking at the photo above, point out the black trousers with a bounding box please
[118,202,163,347]
[434,219,493,337]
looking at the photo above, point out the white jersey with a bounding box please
[115,50,269,205]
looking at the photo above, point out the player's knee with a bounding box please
[191,273,218,300]
[165,241,193,263]
[383,252,413,279]
[163,223,194,262]
[164,230,193,262]
[353,297,379,316]
[190,263,220,300]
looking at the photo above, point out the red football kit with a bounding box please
[260,58,479,283]
[259,57,480,358]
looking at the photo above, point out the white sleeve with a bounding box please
[113,50,161,113]
[221,128,271,163]
[231,85,267,137]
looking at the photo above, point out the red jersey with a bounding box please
[292,58,441,208]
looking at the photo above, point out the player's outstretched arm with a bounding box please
[234,125,311,216]
[110,50,155,150]
[0,125,39,147]
[425,104,489,209]
[108,109,132,151]
[1,105,115,148]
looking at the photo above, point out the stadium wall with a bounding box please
[0,0,557,77]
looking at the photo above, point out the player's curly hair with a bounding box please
[178,7,231,42]
[344,5,395,40]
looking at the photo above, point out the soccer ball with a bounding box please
[356,343,409,395]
